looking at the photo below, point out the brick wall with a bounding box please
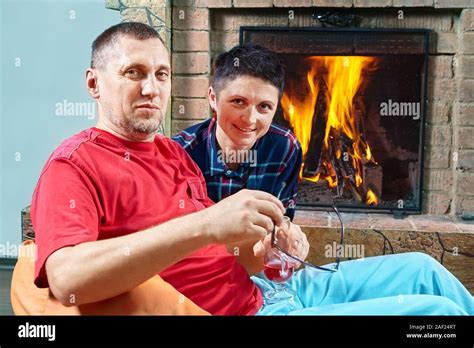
[105,0,474,217]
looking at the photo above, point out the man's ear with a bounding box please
[86,68,100,99]
[208,86,217,112]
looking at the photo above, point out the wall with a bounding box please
[0,0,119,256]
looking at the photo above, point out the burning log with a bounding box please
[329,120,368,202]
[329,131,345,197]
[362,162,383,205]
[302,78,327,177]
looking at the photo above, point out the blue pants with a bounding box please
[252,252,474,315]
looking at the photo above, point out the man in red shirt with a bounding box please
[31,22,307,315]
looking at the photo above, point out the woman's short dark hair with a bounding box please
[211,43,285,98]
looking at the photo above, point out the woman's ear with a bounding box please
[86,68,100,99]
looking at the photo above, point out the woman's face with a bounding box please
[209,75,280,150]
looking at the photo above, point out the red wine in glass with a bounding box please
[262,217,297,304]
[263,260,295,283]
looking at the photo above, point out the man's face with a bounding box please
[210,75,280,150]
[94,36,171,139]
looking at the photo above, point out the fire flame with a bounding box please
[281,56,379,205]
[280,63,319,158]
[366,188,378,205]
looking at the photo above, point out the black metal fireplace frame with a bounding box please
[240,27,430,215]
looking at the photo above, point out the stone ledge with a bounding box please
[294,210,474,294]
[294,210,474,232]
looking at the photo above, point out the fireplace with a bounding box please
[241,28,429,215]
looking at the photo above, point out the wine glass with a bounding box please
[263,217,298,304]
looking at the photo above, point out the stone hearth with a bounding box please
[294,210,474,293]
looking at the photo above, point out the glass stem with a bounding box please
[274,282,286,293]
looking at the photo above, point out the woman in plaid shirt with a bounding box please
[173,44,302,221]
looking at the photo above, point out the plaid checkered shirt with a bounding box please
[172,117,302,220]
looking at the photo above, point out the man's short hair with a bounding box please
[211,43,285,98]
[91,22,165,69]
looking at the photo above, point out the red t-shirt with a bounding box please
[31,127,263,315]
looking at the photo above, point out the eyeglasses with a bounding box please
[271,205,345,272]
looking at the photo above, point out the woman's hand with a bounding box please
[253,221,309,265]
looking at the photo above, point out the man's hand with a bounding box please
[202,189,285,245]
[253,221,310,265]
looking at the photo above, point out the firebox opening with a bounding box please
[241,28,429,214]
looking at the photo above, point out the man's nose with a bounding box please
[141,75,160,98]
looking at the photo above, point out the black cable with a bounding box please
[372,228,394,255]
